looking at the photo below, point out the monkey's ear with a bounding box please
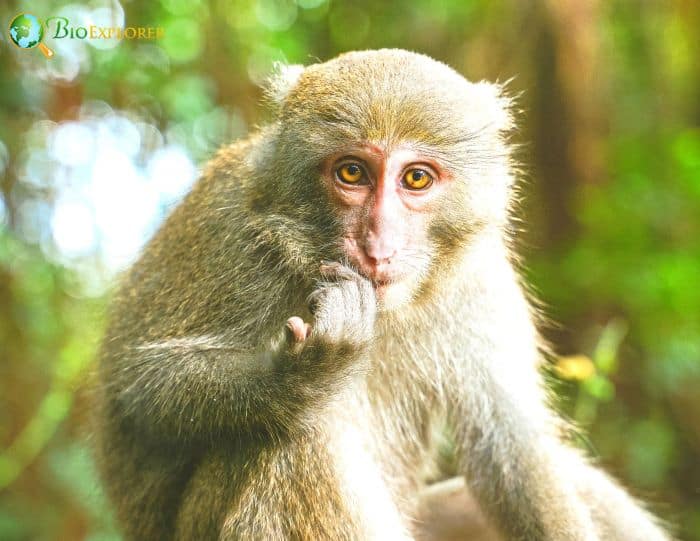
[264,63,305,109]
[468,81,515,134]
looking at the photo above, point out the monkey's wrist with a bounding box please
[275,333,369,374]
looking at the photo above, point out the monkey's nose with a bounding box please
[363,245,397,267]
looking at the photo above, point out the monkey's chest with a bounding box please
[327,381,435,494]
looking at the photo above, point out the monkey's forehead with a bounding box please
[279,49,511,149]
[315,49,466,88]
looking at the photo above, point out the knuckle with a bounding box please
[307,289,324,312]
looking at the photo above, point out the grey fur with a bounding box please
[93,49,671,541]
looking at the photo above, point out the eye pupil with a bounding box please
[404,168,432,190]
[337,163,364,184]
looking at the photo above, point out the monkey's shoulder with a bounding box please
[202,128,274,184]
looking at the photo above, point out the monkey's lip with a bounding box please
[368,275,403,288]
[354,264,405,287]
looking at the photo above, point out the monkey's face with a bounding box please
[275,49,515,310]
[319,143,453,309]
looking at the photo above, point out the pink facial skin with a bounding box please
[321,143,452,298]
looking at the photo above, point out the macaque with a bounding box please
[94,49,671,541]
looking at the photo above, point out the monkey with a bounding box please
[93,49,672,541]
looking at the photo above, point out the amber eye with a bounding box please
[336,163,365,184]
[403,168,433,190]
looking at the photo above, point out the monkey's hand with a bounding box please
[285,262,377,351]
[259,263,376,419]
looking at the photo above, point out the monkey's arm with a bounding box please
[104,334,352,445]
[102,264,376,446]
[449,345,598,541]
[448,239,669,541]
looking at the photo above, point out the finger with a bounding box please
[320,262,361,281]
[285,316,308,343]
[307,288,325,315]
[358,279,377,311]
[319,261,343,277]
[312,287,343,339]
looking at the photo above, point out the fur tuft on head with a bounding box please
[264,63,305,109]
[466,81,515,135]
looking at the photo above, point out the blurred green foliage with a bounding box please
[0,0,698,540]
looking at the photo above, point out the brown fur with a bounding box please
[93,49,671,540]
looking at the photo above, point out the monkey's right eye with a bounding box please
[336,163,365,184]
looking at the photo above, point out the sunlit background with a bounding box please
[0,0,698,539]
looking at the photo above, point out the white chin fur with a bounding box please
[376,281,414,311]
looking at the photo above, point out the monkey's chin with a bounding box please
[373,280,413,312]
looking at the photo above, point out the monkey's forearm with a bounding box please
[105,334,362,445]
[452,340,666,541]
[448,251,601,539]
[454,392,598,541]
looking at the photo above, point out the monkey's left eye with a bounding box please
[403,169,433,190]
[336,163,366,184]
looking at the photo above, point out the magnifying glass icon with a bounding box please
[8,13,55,59]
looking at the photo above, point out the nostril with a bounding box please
[364,246,396,266]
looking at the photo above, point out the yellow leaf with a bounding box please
[555,354,596,381]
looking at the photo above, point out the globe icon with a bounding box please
[8,13,54,58]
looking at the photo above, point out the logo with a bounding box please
[45,17,165,41]
[7,13,164,59]
[8,13,55,58]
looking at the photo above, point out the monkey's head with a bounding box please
[266,49,514,310]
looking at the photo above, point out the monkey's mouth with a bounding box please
[368,273,407,290]
[371,279,394,300]
[362,268,410,289]
[348,256,406,289]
